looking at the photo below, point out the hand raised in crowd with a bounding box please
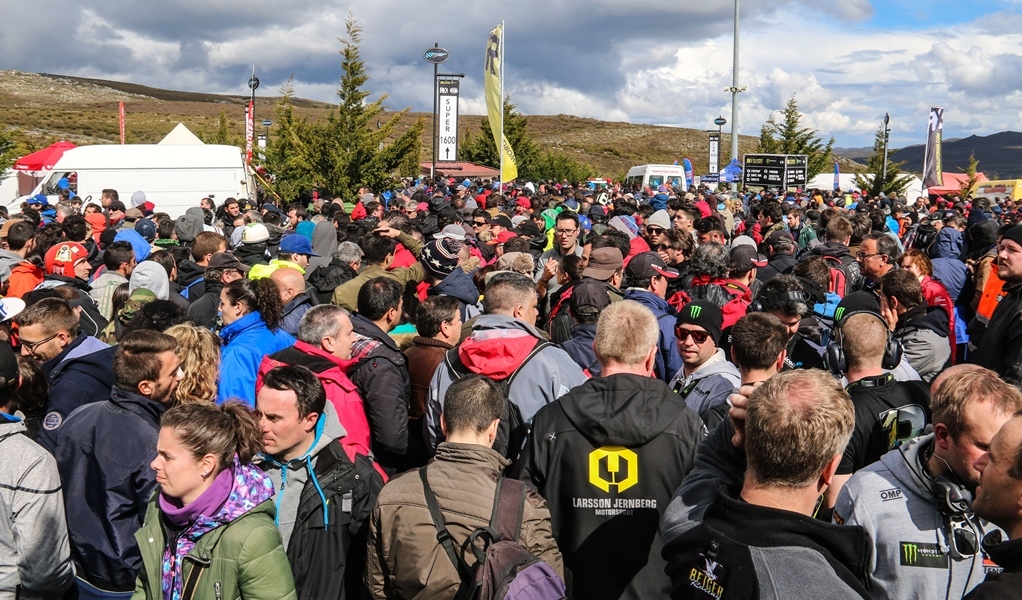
[541,257,559,282]
[878,294,898,332]
[373,226,400,239]
[729,382,764,450]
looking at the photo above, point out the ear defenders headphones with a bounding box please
[933,474,973,516]
[825,310,903,375]
[749,291,810,314]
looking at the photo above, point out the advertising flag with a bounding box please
[833,161,840,191]
[245,101,254,166]
[485,23,518,182]
[119,102,125,144]
[923,107,944,189]
[683,158,694,187]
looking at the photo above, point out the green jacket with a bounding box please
[330,232,425,311]
[132,496,297,600]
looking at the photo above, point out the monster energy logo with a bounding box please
[835,307,845,322]
[903,543,918,564]
[689,305,702,318]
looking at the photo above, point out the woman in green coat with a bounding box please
[133,401,297,600]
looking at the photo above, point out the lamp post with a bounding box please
[714,115,727,142]
[724,0,746,161]
[881,113,891,187]
[423,44,451,180]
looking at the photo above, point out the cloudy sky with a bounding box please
[2,0,1019,149]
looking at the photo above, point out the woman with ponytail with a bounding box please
[132,401,296,600]
[217,277,295,406]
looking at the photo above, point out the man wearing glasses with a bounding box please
[535,212,584,293]
[857,232,899,293]
[834,366,1021,599]
[667,300,739,415]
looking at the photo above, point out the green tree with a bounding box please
[461,96,539,179]
[261,15,423,201]
[959,152,981,198]
[200,107,242,147]
[853,124,912,196]
[529,150,596,182]
[758,95,835,180]
[0,127,33,183]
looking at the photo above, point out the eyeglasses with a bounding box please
[675,327,709,344]
[21,332,59,354]
[646,226,664,235]
[657,244,676,252]
[856,251,884,260]
[555,228,578,236]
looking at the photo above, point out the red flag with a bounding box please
[119,102,125,144]
[245,101,254,165]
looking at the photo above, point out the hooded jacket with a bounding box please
[426,314,587,451]
[218,311,296,406]
[307,261,357,297]
[7,259,44,299]
[894,303,952,383]
[809,240,865,294]
[175,259,207,301]
[965,531,1022,598]
[132,463,297,600]
[280,293,313,337]
[667,348,741,416]
[89,270,129,320]
[756,252,798,283]
[261,342,372,458]
[304,221,338,280]
[516,374,705,599]
[558,323,600,376]
[835,434,992,599]
[622,288,684,382]
[234,242,270,267]
[366,443,563,600]
[929,227,968,301]
[186,278,224,330]
[37,333,116,451]
[428,268,483,322]
[0,415,74,600]
[49,386,166,592]
[971,281,1022,386]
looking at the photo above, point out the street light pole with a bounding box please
[881,113,891,188]
[727,0,743,161]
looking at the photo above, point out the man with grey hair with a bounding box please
[259,304,372,456]
[307,241,364,300]
[426,271,586,460]
[517,300,705,598]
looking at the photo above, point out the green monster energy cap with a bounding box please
[675,300,723,345]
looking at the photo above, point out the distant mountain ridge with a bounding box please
[836,132,1022,179]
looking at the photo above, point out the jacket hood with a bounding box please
[0,413,26,442]
[430,268,481,306]
[558,374,691,447]
[220,311,271,344]
[306,221,338,276]
[623,288,676,316]
[880,434,934,499]
[811,241,852,259]
[458,313,545,380]
[898,303,950,337]
[0,249,23,272]
[689,348,740,382]
[129,261,170,300]
[929,227,963,260]
[969,221,999,258]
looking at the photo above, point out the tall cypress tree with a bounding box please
[758,96,835,181]
[853,124,912,196]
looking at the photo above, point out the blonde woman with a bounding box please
[165,324,221,404]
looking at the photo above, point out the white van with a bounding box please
[623,164,688,192]
[17,144,253,217]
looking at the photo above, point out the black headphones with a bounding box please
[933,474,973,516]
[825,310,903,375]
[749,291,810,314]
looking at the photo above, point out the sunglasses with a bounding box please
[675,327,709,344]
[657,244,673,252]
[946,515,979,558]
[472,220,487,227]
[646,226,664,235]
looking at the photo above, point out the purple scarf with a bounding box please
[159,468,233,529]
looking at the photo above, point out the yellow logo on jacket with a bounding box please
[589,446,638,493]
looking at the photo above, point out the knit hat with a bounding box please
[646,210,671,230]
[834,291,882,326]
[129,261,170,300]
[44,242,88,277]
[676,300,724,345]
[174,212,204,243]
[241,223,270,244]
[420,238,460,277]
[130,190,147,208]
[134,218,156,242]
[0,340,17,385]
[1001,225,1022,249]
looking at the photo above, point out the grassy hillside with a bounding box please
[0,70,864,180]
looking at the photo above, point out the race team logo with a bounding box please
[689,305,702,319]
[834,307,845,322]
[589,446,638,493]
[900,541,948,569]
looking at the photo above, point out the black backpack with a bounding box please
[419,468,566,600]
[443,339,551,462]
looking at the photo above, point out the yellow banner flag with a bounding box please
[484,24,517,182]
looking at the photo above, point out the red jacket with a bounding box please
[258,342,378,471]
[921,275,957,360]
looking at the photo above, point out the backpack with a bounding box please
[820,255,851,298]
[181,276,204,300]
[444,339,551,462]
[419,468,566,600]
[906,223,939,253]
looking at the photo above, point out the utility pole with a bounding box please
[725,0,746,161]
[882,113,891,188]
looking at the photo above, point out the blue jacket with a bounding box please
[218,311,295,405]
[558,323,600,376]
[929,227,968,302]
[280,293,314,337]
[623,289,684,382]
[48,386,165,592]
[38,333,116,451]
[429,268,482,322]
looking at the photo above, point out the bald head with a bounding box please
[271,267,306,303]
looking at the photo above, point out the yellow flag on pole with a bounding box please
[484,23,517,182]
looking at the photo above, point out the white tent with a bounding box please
[158,123,204,145]
[807,173,923,201]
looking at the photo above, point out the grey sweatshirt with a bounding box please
[667,348,741,415]
[260,403,347,549]
[834,434,994,599]
[0,417,74,599]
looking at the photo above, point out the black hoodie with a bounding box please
[807,241,865,294]
[515,374,706,600]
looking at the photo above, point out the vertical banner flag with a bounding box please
[833,161,840,191]
[708,132,720,177]
[245,101,254,166]
[683,158,694,187]
[437,78,460,162]
[923,107,944,189]
[485,23,518,182]
[119,102,125,144]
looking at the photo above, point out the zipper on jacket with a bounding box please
[214,581,222,600]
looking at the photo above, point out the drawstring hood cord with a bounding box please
[261,413,329,530]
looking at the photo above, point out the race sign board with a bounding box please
[437,78,460,162]
[743,154,808,189]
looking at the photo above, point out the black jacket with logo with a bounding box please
[515,374,705,600]
[966,531,1022,599]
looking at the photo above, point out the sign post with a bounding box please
[742,154,808,189]
[436,78,460,163]
[423,45,450,180]
[708,131,721,180]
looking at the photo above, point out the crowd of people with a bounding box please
[4,179,1022,599]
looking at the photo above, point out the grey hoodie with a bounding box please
[667,348,741,415]
[260,402,347,550]
[0,416,74,599]
[834,434,993,599]
[89,271,129,320]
